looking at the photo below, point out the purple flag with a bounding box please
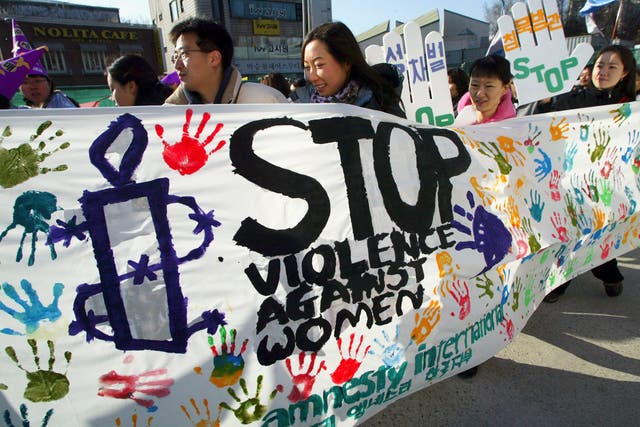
[0,47,47,99]
[11,19,47,77]
[161,70,180,86]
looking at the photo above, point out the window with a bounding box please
[42,49,68,74]
[120,44,144,57]
[81,49,106,73]
[170,1,179,22]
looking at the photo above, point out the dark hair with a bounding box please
[448,68,469,95]
[469,55,512,85]
[107,55,173,105]
[595,45,636,100]
[302,21,401,114]
[0,94,10,110]
[169,17,233,69]
[292,77,306,88]
[260,73,290,97]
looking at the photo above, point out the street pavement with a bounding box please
[364,249,640,427]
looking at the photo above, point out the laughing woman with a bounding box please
[290,21,404,118]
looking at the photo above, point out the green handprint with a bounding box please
[584,246,594,265]
[474,274,495,299]
[5,339,71,402]
[0,122,70,189]
[564,193,579,227]
[521,217,542,254]
[3,403,53,427]
[219,375,279,424]
[563,257,577,280]
[598,178,612,207]
[511,277,522,312]
[589,128,611,163]
[524,276,534,307]
[540,250,550,264]
[478,140,512,175]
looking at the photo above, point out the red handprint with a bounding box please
[551,212,569,242]
[600,239,613,259]
[548,169,561,201]
[330,334,370,385]
[285,352,326,402]
[447,280,471,320]
[156,108,226,175]
[98,368,174,412]
[500,316,515,341]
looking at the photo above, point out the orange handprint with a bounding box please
[411,299,442,345]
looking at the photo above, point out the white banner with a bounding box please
[0,102,638,426]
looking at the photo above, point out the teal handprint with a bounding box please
[0,280,63,336]
[368,325,407,367]
[220,375,279,424]
[3,403,53,427]
[624,186,637,215]
[525,189,545,222]
[610,103,631,125]
[5,339,71,402]
[564,142,578,172]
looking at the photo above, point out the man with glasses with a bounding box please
[165,18,287,105]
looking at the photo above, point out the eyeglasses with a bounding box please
[171,49,206,63]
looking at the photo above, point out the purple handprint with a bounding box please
[451,191,511,274]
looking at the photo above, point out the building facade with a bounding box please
[0,0,161,88]
[148,0,331,81]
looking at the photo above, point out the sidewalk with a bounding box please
[365,250,640,427]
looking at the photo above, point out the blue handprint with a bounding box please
[3,403,53,427]
[576,210,593,234]
[564,142,578,172]
[623,130,640,164]
[451,191,511,274]
[625,186,637,215]
[525,189,545,222]
[368,325,407,367]
[0,280,63,336]
[534,148,552,182]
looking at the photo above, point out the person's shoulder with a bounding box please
[47,91,79,108]
[236,82,287,103]
[164,86,188,105]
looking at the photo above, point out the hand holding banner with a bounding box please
[365,22,454,126]
[497,0,593,105]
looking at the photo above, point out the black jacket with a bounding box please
[551,84,632,112]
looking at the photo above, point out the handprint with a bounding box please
[496,136,526,168]
[589,128,611,163]
[451,191,512,273]
[478,140,512,175]
[511,226,529,259]
[500,315,515,341]
[598,178,613,207]
[435,251,459,279]
[365,24,454,125]
[470,175,497,207]
[551,212,569,242]
[496,196,521,228]
[521,217,542,253]
[115,413,155,427]
[582,170,599,202]
[330,334,370,384]
[0,120,70,189]
[622,130,640,163]
[534,148,552,182]
[475,274,495,299]
[5,339,71,402]
[610,103,631,125]
[497,0,593,105]
[0,191,60,266]
[0,280,63,336]
[525,189,545,222]
[447,280,471,320]
[564,193,579,228]
[3,403,53,427]
[577,113,595,141]
[181,398,221,427]
[548,169,561,201]
[98,368,174,412]
[156,108,226,175]
[523,123,541,153]
[208,327,248,387]
[570,175,586,205]
[564,142,578,172]
[219,375,279,424]
[410,299,441,345]
[285,352,326,402]
[592,206,607,230]
[549,117,569,141]
[511,277,522,311]
[368,325,406,367]
[624,186,637,215]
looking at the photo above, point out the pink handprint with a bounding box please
[548,169,561,201]
[447,280,471,320]
[330,334,370,385]
[98,368,174,412]
[285,352,326,402]
[511,226,529,259]
[551,212,569,242]
[156,108,226,175]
